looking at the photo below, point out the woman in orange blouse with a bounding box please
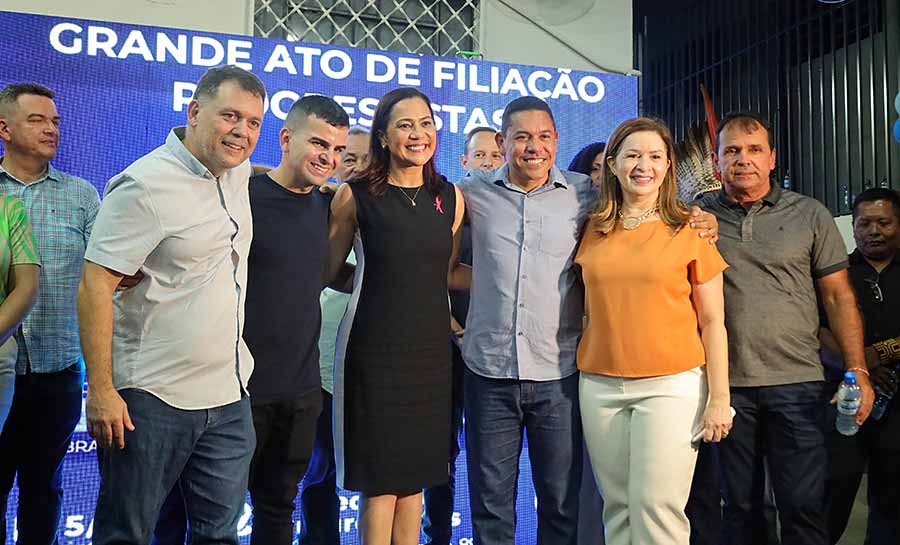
[575,117,732,545]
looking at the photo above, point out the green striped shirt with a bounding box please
[0,195,41,304]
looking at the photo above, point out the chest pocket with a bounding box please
[56,209,86,253]
[539,215,579,258]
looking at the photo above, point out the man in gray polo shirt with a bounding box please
[77,65,265,545]
[697,111,873,545]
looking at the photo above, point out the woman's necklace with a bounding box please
[389,176,423,207]
[618,205,659,230]
[393,185,422,207]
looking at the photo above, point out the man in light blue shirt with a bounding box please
[457,97,593,545]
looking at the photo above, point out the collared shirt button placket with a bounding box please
[741,216,754,242]
[516,195,530,341]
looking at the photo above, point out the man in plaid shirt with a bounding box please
[0,83,100,545]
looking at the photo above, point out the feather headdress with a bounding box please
[675,84,721,201]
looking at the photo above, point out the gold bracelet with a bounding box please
[847,366,870,377]
[872,338,900,366]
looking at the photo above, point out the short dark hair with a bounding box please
[716,111,775,150]
[567,141,607,176]
[193,65,266,103]
[0,83,55,116]
[852,188,900,220]
[285,94,350,130]
[464,126,498,154]
[500,96,556,136]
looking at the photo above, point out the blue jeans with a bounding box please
[93,389,255,545]
[150,486,187,545]
[719,382,828,545]
[464,369,581,545]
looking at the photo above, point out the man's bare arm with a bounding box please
[78,261,134,449]
[818,269,874,423]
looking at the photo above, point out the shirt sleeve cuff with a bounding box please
[84,248,142,276]
[813,260,849,279]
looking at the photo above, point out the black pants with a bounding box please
[687,442,782,545]
[824,381,900,545]
[298,390,340,545]
[687,442,722,545]
[421,342,465,545]
[248,390,322,545]
[0,365,83,545]
[720,382,829,545]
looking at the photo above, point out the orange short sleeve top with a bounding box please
[575,219,728,377]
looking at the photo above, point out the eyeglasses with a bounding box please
[864,278,883,303]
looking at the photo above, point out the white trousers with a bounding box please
[580,367,707,545]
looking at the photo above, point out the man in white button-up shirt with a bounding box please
[77,65,265,545]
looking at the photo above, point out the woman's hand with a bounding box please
[701,398,733,442]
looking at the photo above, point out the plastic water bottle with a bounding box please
[869,385,893,421]
[836,371,862,436]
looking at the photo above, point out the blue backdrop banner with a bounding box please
[0,9,637,544]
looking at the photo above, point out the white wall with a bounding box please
[0,0,253,35]
[836,214,856,253]
[479,0,634,75]
[3,0,636,76]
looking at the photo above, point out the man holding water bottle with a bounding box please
[820,187,900,545]
[696,111,873,545]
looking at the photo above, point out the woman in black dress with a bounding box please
[326,87,467,545]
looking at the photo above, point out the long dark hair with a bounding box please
[354,87,444,197]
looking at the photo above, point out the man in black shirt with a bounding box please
[298,126,369,545]
[821,188,900,545]
[242,95,349,545]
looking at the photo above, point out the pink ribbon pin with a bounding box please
[434,196,444,214]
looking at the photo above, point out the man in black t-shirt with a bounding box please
[243,95,349,545]
[299,126,369,545]
[820,188,900,545]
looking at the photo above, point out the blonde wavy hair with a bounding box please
[591,117,689,234]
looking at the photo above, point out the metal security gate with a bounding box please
[253,0,480,57]
[636,0,900,214]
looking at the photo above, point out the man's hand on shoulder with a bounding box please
[689,206,719,244]
[319,181,341,194]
